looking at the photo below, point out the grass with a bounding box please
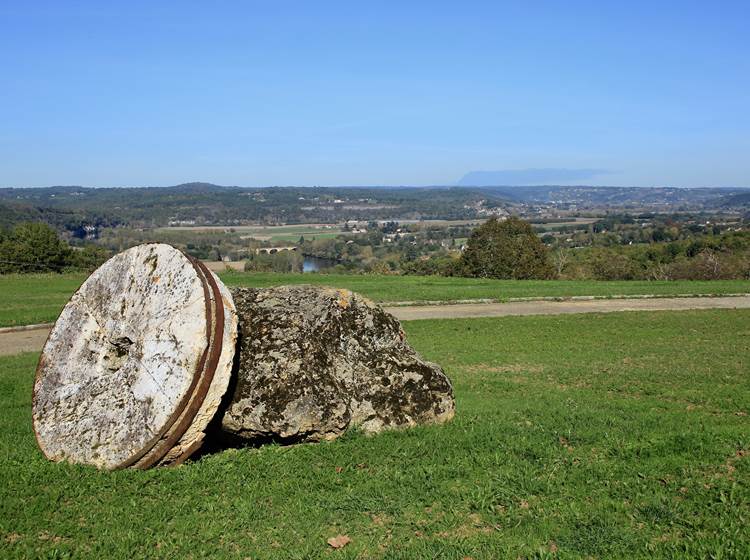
[0,272,748,328]
[1,309,749,558]
[0,273,88,328]
[269,232,343,243]
[220,274,750,303]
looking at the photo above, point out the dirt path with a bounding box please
[384,295,750,320]
[2,295,749,356]
[0,328,50,357]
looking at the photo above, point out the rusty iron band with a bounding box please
[133,256,226,468]
[32,245,227,470]
[122,254,224,469]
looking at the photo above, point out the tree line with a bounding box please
[4,217,749,282]
[402,217,750,280]
[0,223,108,274]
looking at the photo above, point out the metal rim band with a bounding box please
[32,244,225,470]
[132,256,225,469]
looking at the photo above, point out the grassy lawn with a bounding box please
[221,274,750,303]
[0,273,88,328]
[1,309,748,558]
[0,272,748,328]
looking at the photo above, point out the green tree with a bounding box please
[0,222,73,273]
[68,244,110,271]
[460,217,554,279]
[244,250,303,273]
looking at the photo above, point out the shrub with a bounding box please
[0,222,73,273]
[460,217,554,279]
[244,250,303,273]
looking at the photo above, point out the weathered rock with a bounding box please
[32,244,238,469]
[220,286,455,443]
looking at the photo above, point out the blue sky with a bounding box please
[1,1,748,188]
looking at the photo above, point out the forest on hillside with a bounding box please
[2,184,748,234]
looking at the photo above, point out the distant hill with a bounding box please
[0,199,120,233]
[458,168,610,186]
[1,183,747,232]
[719,191,750,207]
[161,182,240,193]
[0,184,500,229]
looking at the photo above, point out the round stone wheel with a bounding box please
[32,243,238,470]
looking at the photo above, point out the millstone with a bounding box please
[32,243,238,470]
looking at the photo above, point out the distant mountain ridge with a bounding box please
[0,184,502,229]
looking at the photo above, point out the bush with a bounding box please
[555,233,750,281]
[667,249,750,280]
[460,217,554,279]
[0,222,74,273]
[69,244,110,271]
[244,250,303,273]
[586,249,641,280]
[401,255,462,276]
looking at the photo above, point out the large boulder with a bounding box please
[221,286,455,443]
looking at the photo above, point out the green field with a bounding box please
[1,272,749,328]
[155,224,349,244]
[220,274,750,303]
[268,232,342,243]
[0,273,88,328]
[1,310,748,558]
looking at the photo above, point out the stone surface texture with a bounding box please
[221,286,455,443]
[32,244,237,469]
[158,271,238,465]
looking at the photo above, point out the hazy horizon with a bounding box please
[3,180,748,191]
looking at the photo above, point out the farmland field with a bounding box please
[154,223,349,244]
[155,223,343,233]
[1,309,748,558]
[1,272,749,327]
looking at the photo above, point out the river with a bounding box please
[302,255,337,273]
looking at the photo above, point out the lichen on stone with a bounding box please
[220,285,455,444]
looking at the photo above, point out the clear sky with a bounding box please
[1,1,748,188]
